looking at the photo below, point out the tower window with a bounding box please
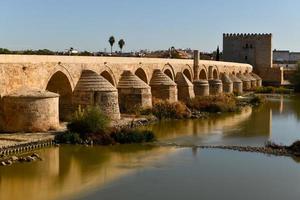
[245,56,248,61]
[245,44,249,48]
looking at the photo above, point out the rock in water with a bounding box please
[26,156,35,162]
[6,160,13,165]
[31,153,41,159]
[11,156,19,161]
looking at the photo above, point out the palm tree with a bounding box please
[118,39,125,53]
[68,47,74,56]
[108,36,115,54]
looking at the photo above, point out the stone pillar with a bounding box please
[251,73,262,87]
[1,90,59,133]
[150,69,178,102]
[72,70,121,120]
[175,72,195,102]
[193,80,209,96]
[229,74,243,95]
[209,79,223,95]
[237,73,251,91]
[117,71,152,113]
[193,50,200,81]
[245,73,257,90]
[220,73,233,93]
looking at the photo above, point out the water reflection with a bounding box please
[77,149,300,200]
[1,96,300,200]
[145,95,300,146]
[0,145,177,200]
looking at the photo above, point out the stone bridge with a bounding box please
[0,54,260,133]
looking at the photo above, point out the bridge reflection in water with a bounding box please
[143,96,300,146]
[0,145,177,200]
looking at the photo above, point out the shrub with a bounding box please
[290,63,300,92]
[287,140,300,152]
[249,95,266,105]
[67,106,110,136]
[186,94,238,113]
[151,99,191,119]
[84,132,115,145]
[55,132,82,144]
[255,86,292,94]
[111,129,156,144]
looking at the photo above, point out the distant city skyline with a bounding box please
[1,0,300,52]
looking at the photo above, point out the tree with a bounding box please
[118,39,125,53]
[108,36,115,54]
[216,46,220,61]
[68,47,74,56]
[290,62,300,92]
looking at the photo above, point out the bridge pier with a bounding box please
[193,80,210,96]
[237,73,251,91]
[175,72,195,102]
[245,73,257,90]
[209,79,223,95]
[229,74,243,95]
[150,69,178,102]
[221,73,233,93]
[117,71,152,113]
[251,73,262,87]
[72,70,121,120]
[0,90,59,133]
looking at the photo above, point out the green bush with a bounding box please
[111,129,156,144]
[290,63,300,92]
[249,95,266,105]
[67,106,110,136]
[151,99,191,119]
[55,132,82,144]
[186,94,238,113]
[255,86,292,94]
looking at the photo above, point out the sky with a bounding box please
[1,0,300,52]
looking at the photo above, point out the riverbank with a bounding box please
[0,116,156,160]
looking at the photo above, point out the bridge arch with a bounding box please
[46,70,73,121]
[208,65,219,79]
[198,65,208,80]
[182,65,193,81]
[213,68,219,79]
[100,66,117,86]
[162,64,176,81]
[135,68,149,84]
[199,69,207,80]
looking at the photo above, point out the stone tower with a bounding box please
[223,33,273,77]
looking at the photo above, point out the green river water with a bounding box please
[1,96,300,200]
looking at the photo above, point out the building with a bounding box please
[223,33,283,85]
[273,50,300,63]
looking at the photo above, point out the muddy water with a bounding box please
[1,96,300,200]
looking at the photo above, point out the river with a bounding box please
[1,95,300,200]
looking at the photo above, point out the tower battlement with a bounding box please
[223,33,272,39]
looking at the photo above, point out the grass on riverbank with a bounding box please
[186,94,239,113]
[140,94,264,120]
[149,99,191,120]
[55,106,156,145]
[255,86,293,94]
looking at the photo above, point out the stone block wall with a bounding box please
[0,94,59,133]
[118,88,152,113]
